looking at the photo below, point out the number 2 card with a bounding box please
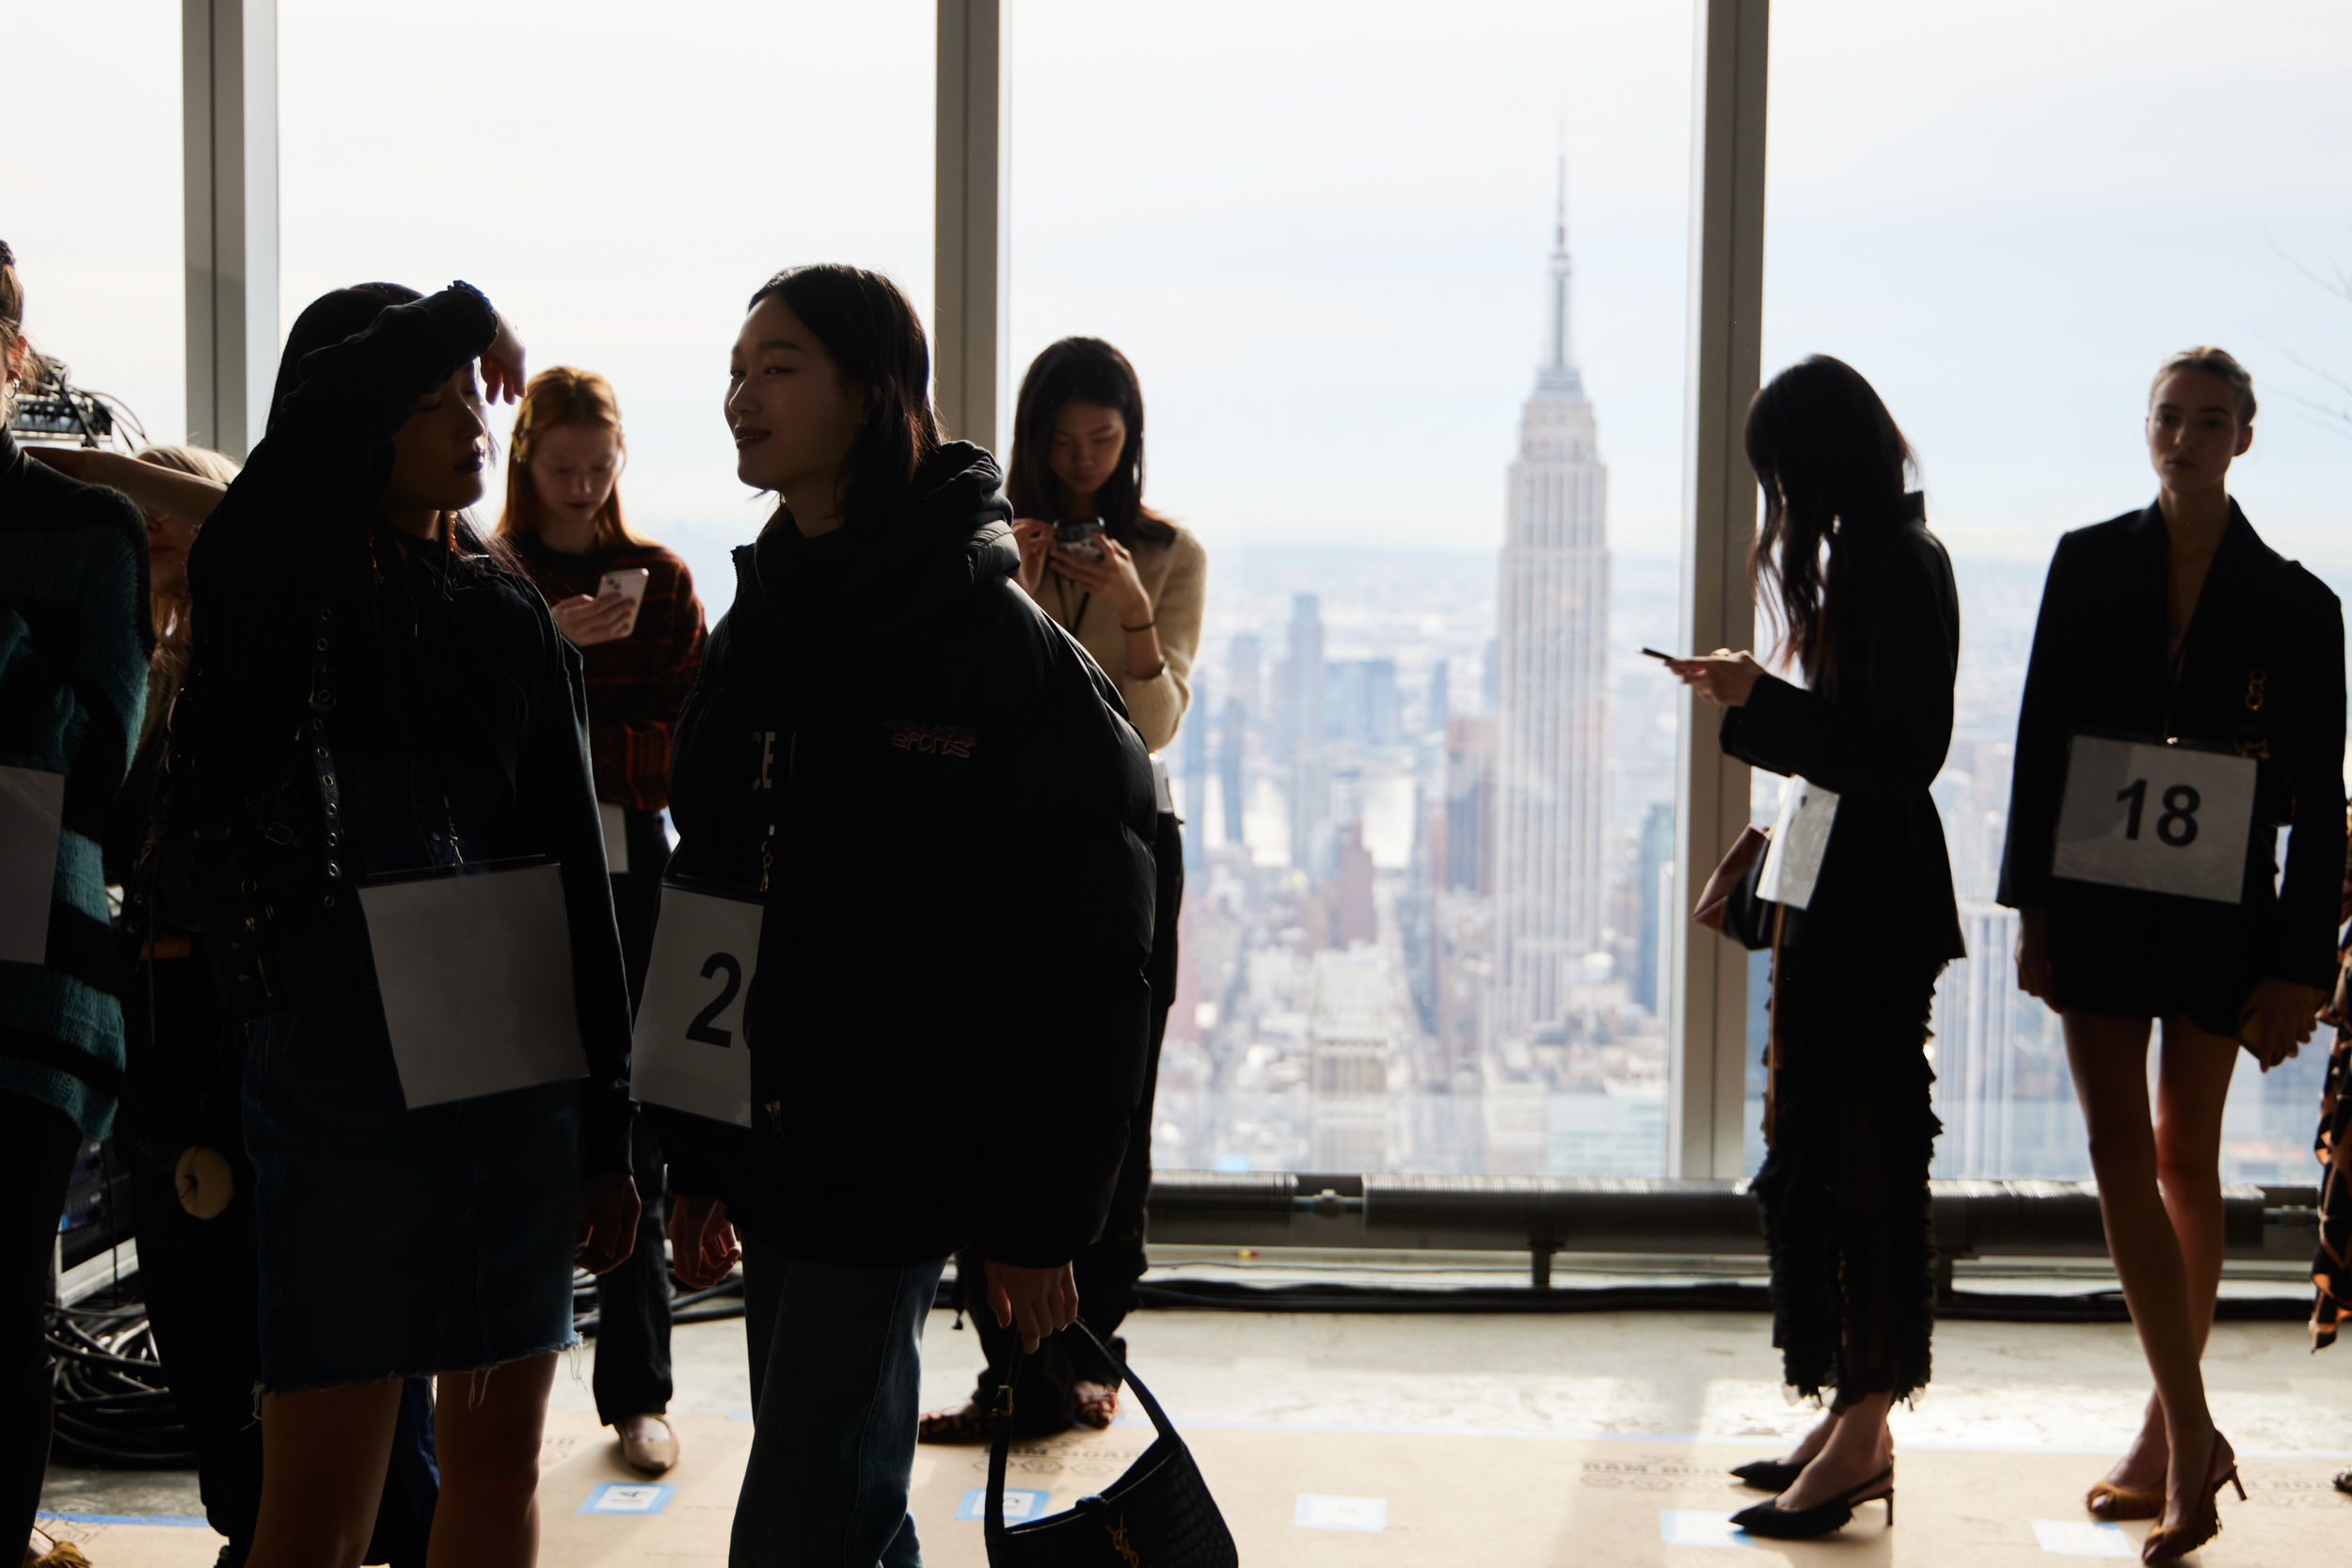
[2051,734,2256,905]
[630,881,762,1127]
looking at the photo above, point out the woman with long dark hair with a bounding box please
[168,281,640,1568]
[1003,337,1204,752]
[1999,348,2343,1562]
[655,266,1156,1566]
[1668,355,1961,1540]
[923,336,1201,1444]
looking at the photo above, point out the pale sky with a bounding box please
[10,0,2351,617]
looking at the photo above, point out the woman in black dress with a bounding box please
[1999,347,2344,1562]
[1669,356,1961,1540]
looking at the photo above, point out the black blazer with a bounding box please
[1996,500,2345,991]
[1721,500,1965,964]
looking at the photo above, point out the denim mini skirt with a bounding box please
[243,999,582,1392]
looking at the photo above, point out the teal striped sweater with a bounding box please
[0,428,151,1138]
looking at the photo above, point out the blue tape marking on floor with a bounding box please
[1658,1511,1758,1549]
[957,1487,1051,1522]
[577,1481,676,1515]
[1295,1494,1387,1532]
[2031,1519,2136,1558]
[36,1511,210,1528]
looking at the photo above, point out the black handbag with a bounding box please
[984,1322,1238,1567]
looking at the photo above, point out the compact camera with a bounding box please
[1054,517,1106,562]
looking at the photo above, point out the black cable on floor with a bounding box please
[44,1295,197,1470]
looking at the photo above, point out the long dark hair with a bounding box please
[746,265,941,531]
[270,282,511,570]
[1743,356,1914,679]
[1006,337,1174,545]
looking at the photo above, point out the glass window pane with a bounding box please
[280,0,934,614]
[11,4,184,451]
[1762,0,2352,1180]
[1008,2,1695,1175]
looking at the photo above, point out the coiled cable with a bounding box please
[44,1296,197,1470]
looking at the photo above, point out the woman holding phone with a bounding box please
[171,282,640,1568]
[1668,356,1961,1541]
[498,368,706,1478]
[1998,347,2344,1562]
[919,337,1201,1445]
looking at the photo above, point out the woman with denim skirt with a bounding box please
[167,281,640,1568]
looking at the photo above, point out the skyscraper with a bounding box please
[1492,170,1611,1038]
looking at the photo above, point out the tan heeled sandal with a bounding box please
[917,1401,1000,1445]
[2084,1480,2163,1520]
[2140,1431,2243,1566]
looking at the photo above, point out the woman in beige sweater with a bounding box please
[923,336,1202,1445]
[1003,338,1205,752]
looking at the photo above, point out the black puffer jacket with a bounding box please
[175,285,634,1171]
[658,443,1156,1269]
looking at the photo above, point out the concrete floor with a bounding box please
[38,1276,2352,1563]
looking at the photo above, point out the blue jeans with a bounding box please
[731,1230,947,1568]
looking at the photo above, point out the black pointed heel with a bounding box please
[1729,1465,1895,1539]
[1729,1459,1805,1492]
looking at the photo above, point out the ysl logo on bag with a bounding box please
[1104,1515,1143,1568]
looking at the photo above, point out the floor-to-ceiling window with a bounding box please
[1755,0,2352,1181]
[278,0,935,615]
[1004,1,1697,1177]
[11,5,185,452]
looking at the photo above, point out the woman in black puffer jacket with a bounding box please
[652,264,1156,1568]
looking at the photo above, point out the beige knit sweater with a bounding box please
[1038,524,1205,752]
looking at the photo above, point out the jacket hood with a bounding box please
[741,439,1015,656]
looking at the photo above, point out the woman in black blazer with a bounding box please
[1999,348,2344,1562]
[1670,356,1963,1539]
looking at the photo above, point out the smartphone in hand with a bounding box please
[598,567,651,605]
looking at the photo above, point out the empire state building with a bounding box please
[1492,177,1610,1039]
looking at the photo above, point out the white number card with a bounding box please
[597,801,630,875]
[358,860,591,1107]
[0,766,66,966]
[2051,735,2255,905]
[1756,775,1839,911]
[630,881,760,1128]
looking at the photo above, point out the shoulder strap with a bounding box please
[984,1319,1182,1544]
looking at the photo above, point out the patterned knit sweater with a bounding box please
[507,534,706,811]
[0,429,153,1138]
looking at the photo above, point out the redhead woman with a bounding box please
[499,368,706,1479]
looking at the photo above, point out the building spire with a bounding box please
[1555,150,1567,251]
[1537,152,1582,397]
